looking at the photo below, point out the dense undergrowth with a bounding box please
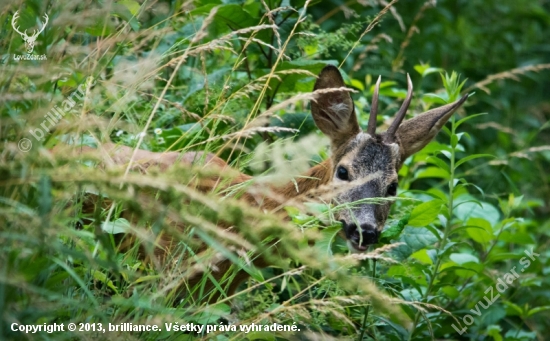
[1,0,549,340]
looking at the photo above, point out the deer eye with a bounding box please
[336,166,349,181]
[386,182,398,196]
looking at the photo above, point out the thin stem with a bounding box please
[408,115,457,340]
[339,0,398,68]
[359,258,377,340]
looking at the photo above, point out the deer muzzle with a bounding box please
[341,220,379,251]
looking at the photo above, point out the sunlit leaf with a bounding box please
[455,154,494,168]
[408,200,444,227]
[527,305,550,317]
[415,166,450,180]
[101,218,131,234]
[455,113,488,129]
[454,195,501,227]
[466,217,493,246]
[450,252,479,264]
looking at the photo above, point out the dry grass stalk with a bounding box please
[464,63,550,94]
[339,0,399,67]
[391,0,436,72]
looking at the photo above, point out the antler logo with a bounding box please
[12,11,49,54]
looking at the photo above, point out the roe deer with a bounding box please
[54,65,467,298]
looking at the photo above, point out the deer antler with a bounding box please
[29,13,49,38]
[366,75,382,136]
[386,73,413,141]
[11,11,28,38]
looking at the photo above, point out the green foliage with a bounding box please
[1,0,549,340]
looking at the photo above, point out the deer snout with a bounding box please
[342,221,379,251]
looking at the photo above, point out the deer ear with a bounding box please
[311,65,360,149]
[394,94,469,162]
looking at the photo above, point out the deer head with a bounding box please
[12,11,49,54]
[311,65,468,252]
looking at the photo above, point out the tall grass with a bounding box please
[1,1,409,340]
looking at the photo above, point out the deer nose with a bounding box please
[346,223,379,247]
[361,226,379,245]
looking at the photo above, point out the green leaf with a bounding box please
[422,93,448,105]
[189,304,231,325]
[454,195,501,226]
[466,217,493,246]
[415,166,450,180]
[304,202,330,214]
[450,252,479,264]
[91,270,119,294]
[444,264,480,277]
[246,332,277,341]
[316,225,341,256]
[413,64,428,75]
[426,156,450,173]
[440,71,467,102]
[379,214,409,244]
[482,307,507,328]
[129,275,161,286]
[455,154,494,168]
[441,286,460,299]
[455,113,488,129]
[499,230,535,244]
[527,305,550,317]
[350,78,364,91]
[408,200,443,227]
[381,88,407,98]
[503,330,536,340]
[419,141,452,155]
[284,206,300,218]
[503,301,524,316]
[410,249,433,264]
[487,252,526,262]
[112,1,141,31]
[371,80,397,91]
[451,134,459,148]
[486,324,503,341]
[376,316,410,339]
[391,227,439,261]
[191,4,256,32]
[268,60,337,93]
[422,67,444,77]
[85,19,115,36]
[519,276,542,287]
[102,218,131,234]
[440,150,452,160]
[117,0,140,15]
[243,0,261,17]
